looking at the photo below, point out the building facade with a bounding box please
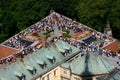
[36,66,103,80]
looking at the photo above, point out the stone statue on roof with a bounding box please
[104,19,112,37]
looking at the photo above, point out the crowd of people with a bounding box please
[0,45,42,64]
[0,12,76,64]
[47,33,117,59]
[1,12,91,50]
[0,11,117,65]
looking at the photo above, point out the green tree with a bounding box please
[1,11,18,37]
[52,0,79,20]
[0,0,53,43]
[0,0,120,43]
[76,0,120,39]
[108,0,120,39]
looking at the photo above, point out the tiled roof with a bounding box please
[0,11,118,80]
[61,52,115,76]
[97,70,120,80]
[0,40,80,80]
[0,45,20,59]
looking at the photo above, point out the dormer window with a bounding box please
[65,49,69,54]
[37,61,47,69]
[26,65,37,75]
[69,47,72,53]
[48,56,56,64]
[63,46,72,54]
[61,52,67,57]
[14,71,26,80]
[45,54,56,64]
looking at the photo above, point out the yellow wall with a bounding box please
[36,66,71,80]
[36,66,102,80]
[60,67,71,79]
[71,74,82,80]
[36,78,40,80]
[36,66,61,80]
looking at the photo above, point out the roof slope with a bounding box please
[97,70,120,80]
[62,52,115,76]
[0,40,80,80]
[0,45,20,59]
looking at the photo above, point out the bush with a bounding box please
[63,33,71,38]
[45,33,51,39]
[43,29,54,35]
[62,29,70,34]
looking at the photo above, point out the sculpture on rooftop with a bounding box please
[104,19,112,37]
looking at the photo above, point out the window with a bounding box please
[61,52,67,57]
[42,77,47,80]
[54,69,57,76]
[74,77,80,80]
[63,68,67,74]
[49,57,56,64]
[52,57,56,63]
[86,78,92,80]
[64,52,67,57]
[32,68,37,75]
[47,74,51,80]
[27,67,37,75]
[14,71,26,80]
[39,62,47,69]
[68,58,74,62]
[61,77,69,80]
[36,78,40,80]
[75,55,79,58]
[46,55,56,64]
[42,77,45,80]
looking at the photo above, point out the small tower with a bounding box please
[104,20,112,37]
[50,7,54,14]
